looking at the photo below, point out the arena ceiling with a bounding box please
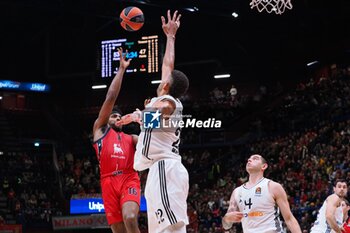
[0,0,350,84]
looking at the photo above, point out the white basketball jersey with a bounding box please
[310,196,343,233]
[134,95,183,171]
[235,178,284,233]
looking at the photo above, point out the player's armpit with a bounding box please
[152,99,176,119]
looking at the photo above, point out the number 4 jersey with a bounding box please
[235,178,285,233]
[134,95,183,171]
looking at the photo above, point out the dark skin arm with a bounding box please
[92,48,131,142]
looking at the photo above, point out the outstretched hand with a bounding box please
[115,109,142,127]
[117,47,131,69]
[144,98,151,107]
[161,10,181,37]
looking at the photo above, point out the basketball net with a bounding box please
[250,0,293,15]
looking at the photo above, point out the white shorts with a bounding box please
[145,159,189,233]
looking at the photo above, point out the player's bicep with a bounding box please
[93,98,115,133]
[325,195,338,218]
[161,65,172,82]
[152,99,176,117]
[273,183,293,220]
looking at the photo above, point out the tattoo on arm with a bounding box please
[227,192,239,213]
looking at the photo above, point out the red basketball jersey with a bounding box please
[93,128,136,178]
[344,218,350,233]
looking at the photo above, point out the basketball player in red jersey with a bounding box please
[92,47,140,233]
[341,199,350,233]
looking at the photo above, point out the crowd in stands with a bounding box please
[0,150,62,230]
[183,64,350,232]
[1,63,350,233]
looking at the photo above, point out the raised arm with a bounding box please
[92,48,131,140]
[222,189,243,231]
[271,181,302,233]
[325,194,343,233]
[160,10,181,83]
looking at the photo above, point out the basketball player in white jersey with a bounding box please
[222,154,302,233]
[116,10,189,233]
[310,179,348,233]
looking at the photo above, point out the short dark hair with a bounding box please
[168,70,189,98]
[343,198,350,206]
[260,155,268,164]
[111,106,122,115]
[333,179,347,187]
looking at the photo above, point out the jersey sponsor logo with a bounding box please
[143,110,161,129]
[113,143,124,155]
[244,211,264,217]
[88,201,104,212]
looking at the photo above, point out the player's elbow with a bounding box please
[133,162,141,171]
[133,160,146,171]
[106,92,117,101]
[162,59,174,70]
[284,214,297,226]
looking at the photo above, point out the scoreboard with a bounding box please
[100,35,159,78]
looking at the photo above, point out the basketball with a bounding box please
[119,6,144,32]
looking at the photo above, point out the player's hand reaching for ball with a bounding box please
[161,10,181,38]
[117,47,131,69]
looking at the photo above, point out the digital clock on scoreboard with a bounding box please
[100,35,159,78]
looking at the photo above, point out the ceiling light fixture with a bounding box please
[92,85,107,89]
[214,74,231,79]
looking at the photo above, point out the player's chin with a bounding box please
[110,123,122,131]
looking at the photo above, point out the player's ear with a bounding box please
[262,163,268,171]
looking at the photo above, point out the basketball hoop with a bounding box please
[250,0,293,15]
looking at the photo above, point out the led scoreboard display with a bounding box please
[100,35,159,78]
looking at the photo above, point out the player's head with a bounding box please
[341,199,350,214]
[108,106,123,131]
[157,70,189,98]
[246,154,268,174]
[333,179,348,198]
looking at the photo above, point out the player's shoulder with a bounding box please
[267,178,279,185]
[267,179,286,194]
[93,125,110,143]
[159,94,182,104]
[326,193,341,203]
